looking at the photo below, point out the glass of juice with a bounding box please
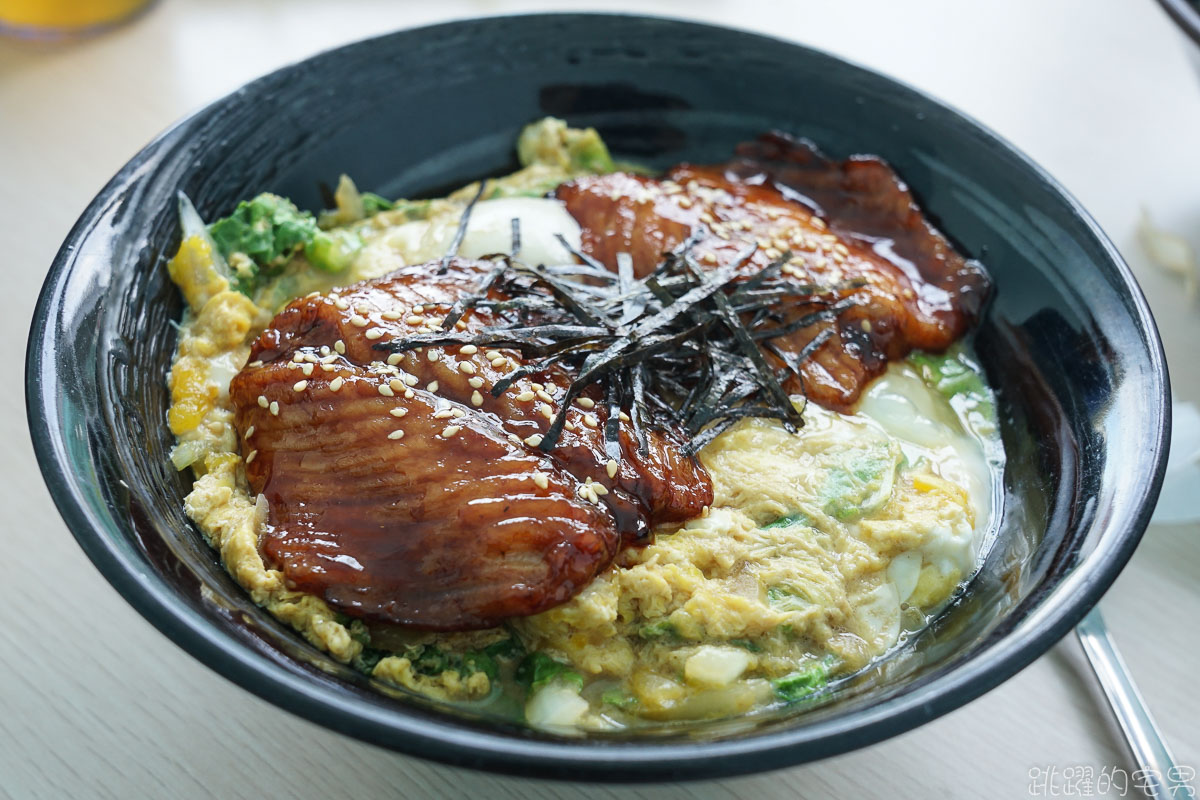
[0,0,154,39]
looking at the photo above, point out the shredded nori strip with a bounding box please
[378,219,859,458]
[437,180,488,274]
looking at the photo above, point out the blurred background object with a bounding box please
[1156,0,1200,78]
[0,0,153,39]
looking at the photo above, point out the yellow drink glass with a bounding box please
[0,0,153,38]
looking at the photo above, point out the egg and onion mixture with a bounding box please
[166,120,1001,733]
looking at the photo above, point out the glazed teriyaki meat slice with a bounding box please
[554,135,990,410]
[230,257,712,630]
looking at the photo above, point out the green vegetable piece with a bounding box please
[483,636,526,661]
[767,585,810,613]
[819,449,895,522]
[515,652,583,692]
[461,651,499,681]
[347,619,371,647]
[909,350,986,400]
[208,193,319,273]
[728,638,763,653]
[566,130,615,174]
[772,658,833,705]
[304,229,362,273]
[360,192,394,216]
[353,646,386,675]
[516,117,614,174]
[405,644,452,676]
[762,512,809,529]
[601,689,638,709]
[637,619,677,641]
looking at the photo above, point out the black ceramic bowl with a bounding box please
[26,14,1170,781]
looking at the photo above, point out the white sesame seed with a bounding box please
[576,397,595,409]
[471,390,484,407]
[441,425,461,438]
[388,430,405,440]
[389,378,405,393]
[426,381,439,393]
[532,472,549,490]
[459,344,478,355]
[413,304,425,313]
[592,483,609,496]
[258,395,269,408]
[293,380,308,392]
[334,340,346,354]
[524,434,544,447]
[246,450,258,464]
[515,391,535,402]
[564,421,576,432]
[619,411,631,422]
[531,383,544,391]
[334,299,349,310]
[403,389,414,399]
[507,433,523,446]
[329,376,344,392]
[245,425,255,438]
[365,329,384,340]
[378,384,394,397]
[269,401,279,416]
[301,363,314,376]
[405,315,423,325]
[434,409,454,419]
[381,310,402,321]
[248,360,264,369]
[455,320,468,330]
[606,459,618,478]
[458,361,476,375]
[451,408,466,418]
[389,407,407,417]
[400,374,416,387]
[425,349,439,362]
[583,414,599,428]
[486,350,502,360]
[490,357,506,368]
[535,389,553,403]
[386,353,402,366]
[539,404,554,420]
[468,377,484,389]
[350,314,369,327]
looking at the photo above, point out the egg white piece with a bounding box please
[455,197,583,266]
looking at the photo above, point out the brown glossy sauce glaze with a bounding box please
[230,258,711,629]
[555,134,990,410]
[231,136,990,630]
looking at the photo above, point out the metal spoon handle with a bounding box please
[1075,607,1195,799]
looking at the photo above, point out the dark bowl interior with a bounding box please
[26,13,1169,781]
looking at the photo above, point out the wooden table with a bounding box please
[3,1,1197,796]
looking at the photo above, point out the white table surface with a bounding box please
[3,1,1198,797]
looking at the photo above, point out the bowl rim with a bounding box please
[1157,0,1200,47]
[25,11,1171,781]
